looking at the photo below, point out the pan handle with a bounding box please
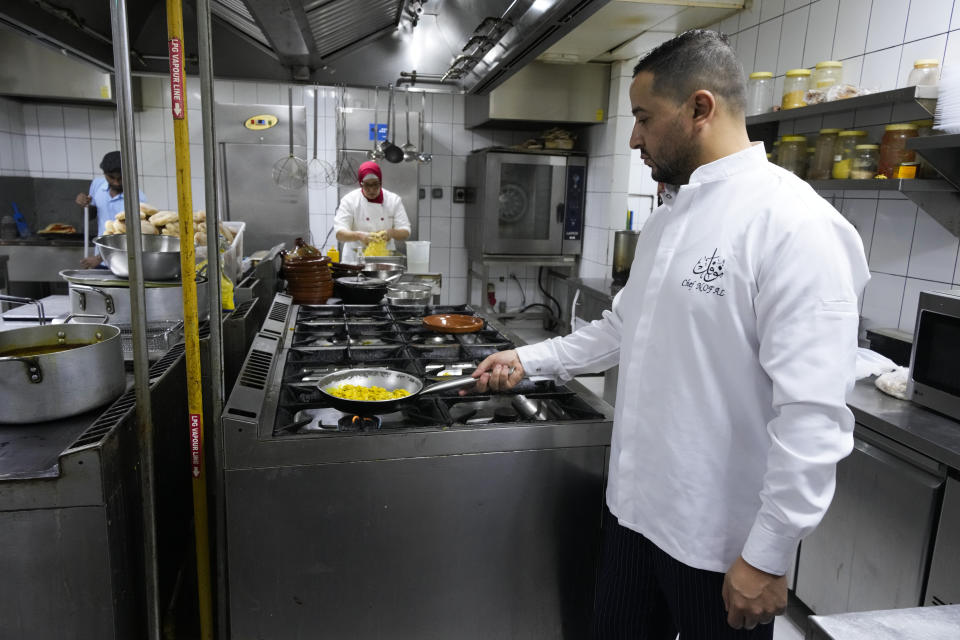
[419,375,477,396]
[70,284,115,314]
[0,294,46,325]
[0,356,43,383]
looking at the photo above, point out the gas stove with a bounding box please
[263,300,601,436]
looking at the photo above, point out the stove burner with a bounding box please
[410,333,456,344]
[338,415,382,431]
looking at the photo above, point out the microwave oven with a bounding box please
[909,289,960,421]
[465,148,586,257]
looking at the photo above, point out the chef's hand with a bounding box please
[75,193,92,207]
[467,349,524,395]
[80,255,102,269]
[721,556,787,630]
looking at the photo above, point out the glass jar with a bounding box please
[808,129,840,179]
[782,69,811,110]
[746,71,776,115]
[831,130,867,179]
[777,136,809,178]
[812,61,843,89]
[878,123,918,178]
[850,144,879,179]
[907,59,940,87]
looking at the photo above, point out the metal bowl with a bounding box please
[361,262,405,282]
[385,288,432,306]
[94,234,181,280]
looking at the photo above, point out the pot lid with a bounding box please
[335,276,388,288]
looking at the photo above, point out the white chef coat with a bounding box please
[517,142,870,575]
[333,187,411,264]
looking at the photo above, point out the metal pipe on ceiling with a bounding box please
[106,0,160,638]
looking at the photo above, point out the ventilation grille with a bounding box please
[305,0,401,59]
[268,300,289,324]
[67,342,184,451]
[238,349,274,390]
[232,299,256,318]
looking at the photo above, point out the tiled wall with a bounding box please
[707,0,960,334]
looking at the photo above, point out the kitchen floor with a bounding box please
[507,323,811,640]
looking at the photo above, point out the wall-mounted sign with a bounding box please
[369,123,388,141]
[168,37,185,120]
[244,114,279,130]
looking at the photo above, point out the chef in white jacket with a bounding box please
[334,161,411,263]
[471,30,869,638]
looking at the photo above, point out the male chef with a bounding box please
[471,30,869,638]
[75,150,147,268]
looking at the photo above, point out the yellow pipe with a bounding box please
[166,1,213,638]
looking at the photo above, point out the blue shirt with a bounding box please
[88,177,147,238]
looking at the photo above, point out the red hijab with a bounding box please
[358,161,384,204]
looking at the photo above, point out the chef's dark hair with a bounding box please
[99,150,122,175]
[632,29,746,114]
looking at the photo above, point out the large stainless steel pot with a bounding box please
[0,323,125,423]
[93,233,181,280]
[65,276,209,325]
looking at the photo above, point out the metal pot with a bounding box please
[0,323,125,423]
[66,276,209,325]
[334,276,388,304]
[612,230,640,284]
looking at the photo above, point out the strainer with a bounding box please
[273,87,308,190]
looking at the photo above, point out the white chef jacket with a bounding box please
[517,142,870,575]
[333,187,411,264]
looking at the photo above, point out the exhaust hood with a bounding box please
[0,0,608,94]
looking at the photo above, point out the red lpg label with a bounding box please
[190,413,202,478]
[169,38,185,119]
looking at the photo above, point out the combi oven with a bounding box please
[465,148,586,257]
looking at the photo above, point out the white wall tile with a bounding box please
[450,217,465,249]
[451,156,466,185]
[905,0,954,42]
[432,93,453,124]
[139,141,167,177]
[757,17,783,75]
[860,271,905,328]
[778,7,810,74]
[839,56,864,88]
[65,138,93,174]
[736,26,760,75]
[36,105,64,137]
[0,132,12,171]
[89,108,117,140]
[946,30,960,71]
[39,136,67,173]
[137,108,165,143]
[138,76,163,108]
[739,0,764,29]
[190,143,204,179]
[803,0,840,67]
[898,34,948,87]
[907,207,959,282]
[841,198,878,257]
[430,216,451,248]
[234,82,258,105]
[10,135,26,172]
[430,246,450,274]
[22,104,38,135]
[868,199,917,275]
[865,0,909,53]
[257,83,281,105]
[24,135,42,173]
[429,122,453,155]
[899,277,950,332]
[833,0,872,59]
[720,11,740,34]
[141,176,168,209]
[429,154,452,186]
[8,101,23,134]
[953,1,960,30]
[761,0,786,22]
[62,107,90,139]
[860,46,903,92]
[786,0,811,10]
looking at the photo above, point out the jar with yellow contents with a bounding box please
[782,69,811,109]
[831,130,867,179]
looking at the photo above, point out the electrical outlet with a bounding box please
[499,276,504,282]
[453,186,466,203]
[431,187,443,199]
[418,188,426,199]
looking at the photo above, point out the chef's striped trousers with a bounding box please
[593,508,776,640]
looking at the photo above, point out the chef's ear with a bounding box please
[689,89,717,125]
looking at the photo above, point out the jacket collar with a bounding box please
[664,141,767,198]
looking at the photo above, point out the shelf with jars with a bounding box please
[746,85,960,238]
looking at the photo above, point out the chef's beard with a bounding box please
[111,184,123,194]
[646,119,698,186]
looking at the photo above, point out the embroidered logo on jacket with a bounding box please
[681,248,726,296]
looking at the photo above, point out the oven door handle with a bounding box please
[556,202,565,223]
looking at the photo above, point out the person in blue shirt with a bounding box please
[75,151,147,268]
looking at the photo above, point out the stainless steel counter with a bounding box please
[808,604,960,639]
[847,378,960,470]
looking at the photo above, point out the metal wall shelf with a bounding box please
[908,134,960,190]
[745,86,937,127]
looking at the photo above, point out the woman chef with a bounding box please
[333,161,411,263]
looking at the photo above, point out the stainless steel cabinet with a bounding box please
[925,476,960,606]
[795,427,945,615]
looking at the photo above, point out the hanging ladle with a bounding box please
[368,86,385,161]
[402,87,418,162]
[382,83,405,164]
[417,90,432,164]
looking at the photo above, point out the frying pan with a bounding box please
[315,367,476,415]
